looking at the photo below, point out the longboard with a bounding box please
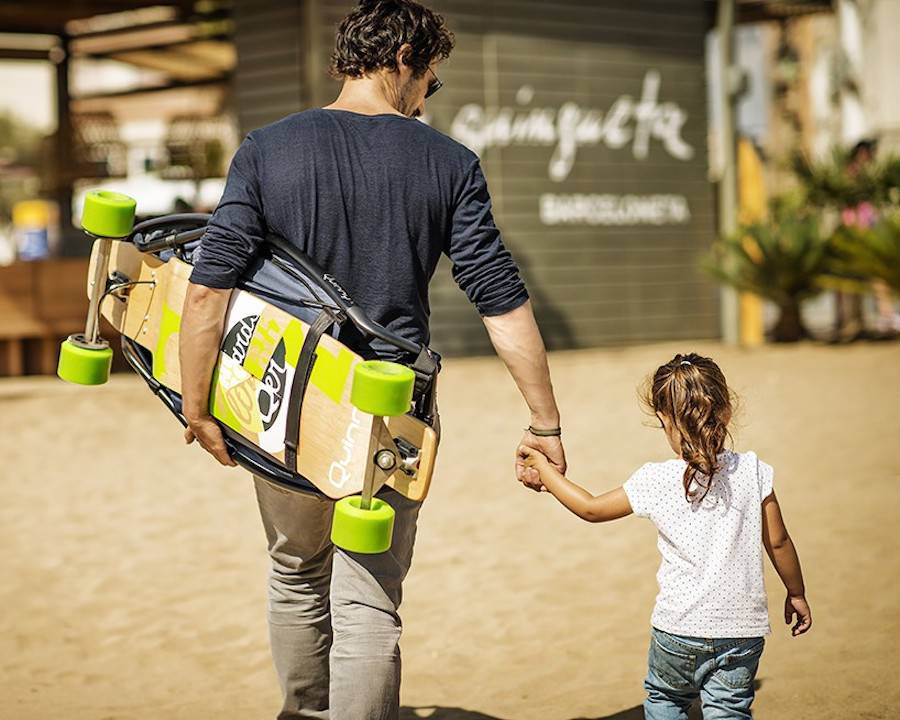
[90,239,438,501]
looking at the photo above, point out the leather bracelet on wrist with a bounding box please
[526,425,562,437]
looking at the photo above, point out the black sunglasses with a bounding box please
[425,67,443,99]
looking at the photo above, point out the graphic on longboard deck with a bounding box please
[217,294,297,454]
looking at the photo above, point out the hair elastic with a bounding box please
[680,360,692,366]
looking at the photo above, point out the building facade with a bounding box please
[233,0,718,354]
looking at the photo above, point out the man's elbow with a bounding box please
[480,296,531,321]
[186,282,231,307]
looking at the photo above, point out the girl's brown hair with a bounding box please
[642,353,734,501]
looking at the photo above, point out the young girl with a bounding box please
[518,352,811,720]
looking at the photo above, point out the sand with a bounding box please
[1,340,898,720]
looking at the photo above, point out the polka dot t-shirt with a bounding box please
[623,450,774,638]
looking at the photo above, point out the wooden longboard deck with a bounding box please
[91,239,438,501]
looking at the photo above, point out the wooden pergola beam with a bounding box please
[0,0,193,36]
[72,33,232,60]
[71,75,231,102]
[0,47,53,61]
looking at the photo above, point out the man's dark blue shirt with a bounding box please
[190,108,528,359]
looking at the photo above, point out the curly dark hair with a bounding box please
[642,353,736,503]
[330,0,455,79]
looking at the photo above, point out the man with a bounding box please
[178,1,565,718]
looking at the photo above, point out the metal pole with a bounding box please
[717,0,739,345]
[359,430,381,511]
[53,34,76,256]
[83,238,112,345]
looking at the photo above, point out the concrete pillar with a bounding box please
[837,0,868,144]
[716,0,739,344]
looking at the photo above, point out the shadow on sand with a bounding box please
[399,705,692,720]
[400,709,508,720]
[399,706,655,720]
[403,679,762,720]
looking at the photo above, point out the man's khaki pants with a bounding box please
[254,476,421,720]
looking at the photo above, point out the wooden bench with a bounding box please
[0,258,119,376]
[0,262,45,376]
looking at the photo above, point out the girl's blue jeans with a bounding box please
[644,627,765,720]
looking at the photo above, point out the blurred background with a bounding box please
[1,3,898,720]
[0,0,897,372]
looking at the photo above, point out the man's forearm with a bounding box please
[180,283,232,421]
[482,301,559,426]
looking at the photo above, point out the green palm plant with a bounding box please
[881,156,900,205]
[704,194,831,342]
[826,213,900,295]
[792,148,892,207]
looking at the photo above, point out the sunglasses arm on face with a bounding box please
[425,67,443,99]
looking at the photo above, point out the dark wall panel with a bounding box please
[235,0,718,355]
[233,0,307,133]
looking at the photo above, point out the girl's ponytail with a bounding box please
[643,353,734,501]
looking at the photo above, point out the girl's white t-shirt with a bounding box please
[623,450,774,638]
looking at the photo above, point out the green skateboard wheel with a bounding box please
[57,335,113,385]
[331,496,395,554]
[350,360,415,417]
[81,190,136,238]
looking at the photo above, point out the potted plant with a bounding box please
[705,194,831,342]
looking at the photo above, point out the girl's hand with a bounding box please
[785,594,812,636]
[517,445,550,472]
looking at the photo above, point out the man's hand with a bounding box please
[785,594,812,636]
[185,415,237,467]
[516,431,566,492]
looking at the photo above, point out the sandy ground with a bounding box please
[1,340,898,720]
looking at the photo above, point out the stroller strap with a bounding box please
[284,308,339,472]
